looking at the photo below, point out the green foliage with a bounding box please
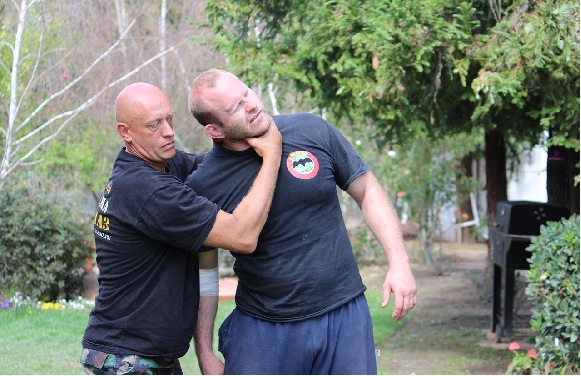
[337,120,482,265]
[472,0,580,150]
[28,119,118,194]
[201,0,579,171]
[203,0,483,143]
[0,181,92,301]
[525,215,580,375]
[392,131,482,263]
[348,221,386,265]
[506,349,537,375]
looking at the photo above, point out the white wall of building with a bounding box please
[438,146,548,242]
[507,146,548,202]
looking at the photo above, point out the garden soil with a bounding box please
[360,240,535,375]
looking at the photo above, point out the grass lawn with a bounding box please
[0,290,399,374]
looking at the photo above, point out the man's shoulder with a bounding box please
[273,112,324,124]
[172,149,204,163]
[273,113,331,135]
[112,154,176,192]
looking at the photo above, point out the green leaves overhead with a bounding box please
[203,0,481,142]
[472,0,579,149]
[202,0,578,148]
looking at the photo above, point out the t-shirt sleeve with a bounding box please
[135,180,219,253]
[169,150,208,182]
[319,118,369,190]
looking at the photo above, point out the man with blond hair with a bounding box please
[188,69,417,375]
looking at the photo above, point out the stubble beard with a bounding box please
[225,111,271,141]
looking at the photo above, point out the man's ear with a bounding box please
[204,124,225,139]
[117,122,131,143]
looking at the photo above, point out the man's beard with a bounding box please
[224,114,270,141]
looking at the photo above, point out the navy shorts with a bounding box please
[218,294,377,375]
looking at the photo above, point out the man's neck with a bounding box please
[124,147,166,172]
[218,139,252,152]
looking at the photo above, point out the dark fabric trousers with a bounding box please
[219,294,377,375]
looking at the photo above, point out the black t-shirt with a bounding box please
[186,113,368,322]
[82,149,218,358]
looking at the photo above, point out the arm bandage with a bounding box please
[199,266,219,296]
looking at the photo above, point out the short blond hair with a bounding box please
[189,68,227,126]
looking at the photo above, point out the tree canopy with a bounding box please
[203,0,578,146]
[202,0,580,213]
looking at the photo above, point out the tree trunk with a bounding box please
[547,143,580,215]
[114,0,129,72]
[485,130,508,255]
[457,155,475,242]
[159,0,167,92]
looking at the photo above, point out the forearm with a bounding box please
[349,171,417,317]
[194,295,219,357]
[230,153,280,247]
[353,173,410,268]
[365,195,410,267]
[195,251,222,374]
[203,154,280,253]
[194,295,222,374]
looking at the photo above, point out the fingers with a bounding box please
[391,294,405,320]
[388,291,417,321]
[383,270,417,320]
[245,120,282,159]
[381,284,392,309]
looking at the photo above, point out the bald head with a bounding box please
[113,82,176,171]
[115,82,167,125]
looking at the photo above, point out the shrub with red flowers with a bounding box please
[525,215,579,375]
[507,215,579,375]
[506,342,540,375]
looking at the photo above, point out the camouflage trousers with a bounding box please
[80,348,183,375]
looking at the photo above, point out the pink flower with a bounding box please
[527,349,539,360]
[508,342,521,351]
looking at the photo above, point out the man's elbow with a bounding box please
[222,233,258,254]
[232,238,258,254]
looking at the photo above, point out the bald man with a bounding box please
[80,83,281,374]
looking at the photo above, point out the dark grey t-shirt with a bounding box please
[83,149,218,358]
[186,113,368,322]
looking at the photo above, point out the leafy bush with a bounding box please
[506,342,539,375]
[524,215,579,375]
[0,182,92,301]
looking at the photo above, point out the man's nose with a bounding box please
[162,121,174,137]
[243,98,257,112]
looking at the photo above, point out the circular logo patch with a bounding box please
[286,151,319,179]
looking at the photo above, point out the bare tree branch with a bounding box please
[160,0,168,92]
[489,0,502,22]
[254,24,280,115]
[268,82,280,115]
[14,19,137,134]
[4,45,177,178]
[3,0,30,179]
[15,20,44,121]
[1,0,178,180]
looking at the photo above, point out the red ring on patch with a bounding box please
[286,151,319,179]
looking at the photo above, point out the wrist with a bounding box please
[195,344,215,357]
[263,153,281,166]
